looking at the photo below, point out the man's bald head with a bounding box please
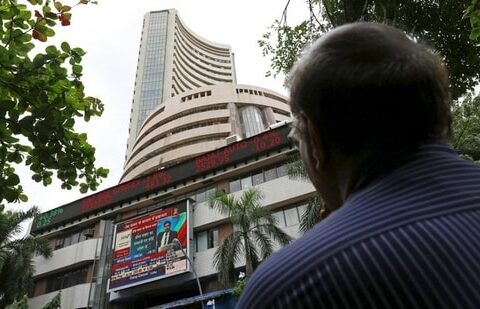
[289,22,452,160]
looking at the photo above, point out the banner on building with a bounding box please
[108,201,190,292]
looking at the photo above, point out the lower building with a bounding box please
[28,124,315,308]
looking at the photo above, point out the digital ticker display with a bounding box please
[31,125,291,234]
[108,201,190,291]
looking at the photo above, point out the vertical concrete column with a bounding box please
[263,107,276,127]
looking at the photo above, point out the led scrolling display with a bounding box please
[31,125,290,234]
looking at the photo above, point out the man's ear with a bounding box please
[302,112,325,170]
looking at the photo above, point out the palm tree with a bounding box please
[0,205,52,308]
[208,188,292,286]
[286,153,324,233]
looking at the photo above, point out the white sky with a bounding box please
[7,0,308,214]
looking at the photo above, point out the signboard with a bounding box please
[31,125,291,234]
[108,201,190,292]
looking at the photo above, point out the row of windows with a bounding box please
[54,226,95,250]
[132,104,228,152]
[130,119,229,165]
[174,51,232,84]
[174,32,232,70]
[45,266,89,293]
[236,88,288,104]
[175,21,232,61]
[181,90,212,102]
[273,203,308,228]
[229,163,287,193]
[174,42,233,78]
[172,63,203,89]
[128,115,228,167]
[124,136,227,176]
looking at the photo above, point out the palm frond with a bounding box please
[208,191,237,217]
[243,236,260,275]
[252,229,274,259]
[299,194,323,233]
[213,231,243,286]
[260,224,293,246]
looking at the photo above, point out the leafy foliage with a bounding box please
[260,0,480,99]
[465,0,480,40]
[208,188,293,286]
[286,153,324,233]
[0,205,51,307]
[232,277,246,299]
[42,291,61,309]
[0,0,108,206]
[452,93,480,163]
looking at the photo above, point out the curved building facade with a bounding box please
[126,9,236,158]
[121,84,290,182]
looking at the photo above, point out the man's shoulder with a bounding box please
[238,208,480,308]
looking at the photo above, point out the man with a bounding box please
[157,220,178,251]
[238,22,480,308]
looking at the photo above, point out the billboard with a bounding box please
[108,201,190,292]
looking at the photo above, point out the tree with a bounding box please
[208,188,293,286]
[286,154,323,233]
[0,0,108,206]
[10,291,61,309]
[452,93,480,163]
[259,0,480,99]
[465,0,480,40]
[0,205,51,307]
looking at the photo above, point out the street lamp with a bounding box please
[172,238,204,308]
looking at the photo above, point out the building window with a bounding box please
[273,203,308,228]
[45,266,89,293]
[53,226,95,250]
[194,228,219,252]
[188,186,216,204]
[239,105,265,138]
[229,162,288,193]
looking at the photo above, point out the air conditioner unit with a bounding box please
[226,135,241,145]
[268,120,289,130]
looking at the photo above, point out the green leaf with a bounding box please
[18,194,28,202]
[45,45,58,55]
[72,64,82,75]
[54,1,63,11]
[61,41,70,52]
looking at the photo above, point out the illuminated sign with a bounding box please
[31,125,291,234]
[108,201,190,291]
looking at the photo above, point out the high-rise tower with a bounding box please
[126,9,236,159]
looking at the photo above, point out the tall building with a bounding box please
[28,9,314,309]
[126,9,236,159]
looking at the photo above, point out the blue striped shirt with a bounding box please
[237,142,480,308]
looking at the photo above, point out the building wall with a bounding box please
[122,83,290,182]
[126,9,235,159]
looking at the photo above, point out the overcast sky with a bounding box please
[6,0,309,214]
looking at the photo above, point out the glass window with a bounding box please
[272,211,286,228]
[264,167,277,182]
[297,204,308,220]
[252,172,264,186]
[241,176,253,190]
[205,187,216,201]
[208,229,219,248]
[196,231,208,252]
[229,179,241,193]
[196,190,207,203]
[284,207,300,226]
[276,164,287,178]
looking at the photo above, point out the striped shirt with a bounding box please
[237,142,480,308]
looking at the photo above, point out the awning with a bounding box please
[147,289,233,309]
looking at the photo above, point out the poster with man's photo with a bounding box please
[108,201,189,291]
